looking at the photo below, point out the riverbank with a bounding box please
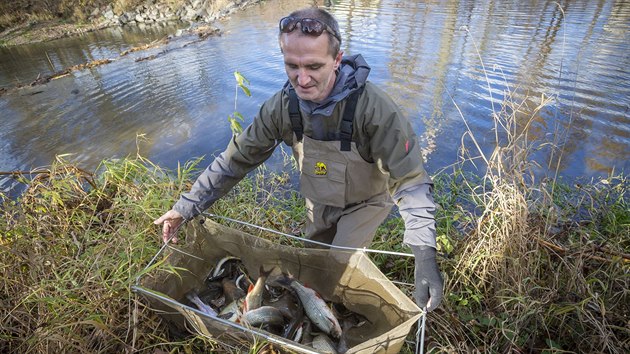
[0,0,264,97]
[1,2,628,351]
[0,142,628,352]
[0,20,104,47]
[0,0,262,46]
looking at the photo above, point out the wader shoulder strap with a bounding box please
[339,88,363,151]
[288,89,303,142]
[288,86,363,150]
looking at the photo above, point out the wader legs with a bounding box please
[303,192,394,249]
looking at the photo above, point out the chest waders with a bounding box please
[288,88,393,249]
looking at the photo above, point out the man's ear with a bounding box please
[334,51,343,70]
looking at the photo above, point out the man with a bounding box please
[154,7,443,312]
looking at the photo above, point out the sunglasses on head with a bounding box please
[279,16,341,43]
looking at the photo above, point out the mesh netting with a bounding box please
[135,218,420,353]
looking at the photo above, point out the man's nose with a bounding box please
[297,69,310,86]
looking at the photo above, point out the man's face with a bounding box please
[280,31,342,103]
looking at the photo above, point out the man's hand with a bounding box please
[153,210,184,243]
[411,245,443,312]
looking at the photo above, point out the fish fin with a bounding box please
[241,295,249,313]
[271,272,293,288]
[312,289,323,299]
[218,312,233,320]
[260,265,275,278]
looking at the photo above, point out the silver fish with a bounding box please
[244,266,273,312]
[279,274,342,339]
[241,305,284,327]
[235,273,251,292]
[311,334,338,354]
[186,291,217,317]
[218,297,244,322]
[292,322,304,343]
[207,255,241,281]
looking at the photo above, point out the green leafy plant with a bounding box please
[228,71,251,135]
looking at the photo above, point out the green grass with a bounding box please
[1,146,626,353]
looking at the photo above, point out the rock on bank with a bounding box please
[0,0,263,46]
[92,0,262,27]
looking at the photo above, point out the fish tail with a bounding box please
[259,265,275,278]
[272,271,294,287]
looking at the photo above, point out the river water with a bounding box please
[1,0,629,194]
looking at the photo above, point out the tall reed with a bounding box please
[419,25,629,352]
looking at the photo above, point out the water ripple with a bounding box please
[0,0,628,184]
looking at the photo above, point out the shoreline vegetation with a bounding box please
[1,1,628,353]
[1,80,628,353]
[1,144,627,353]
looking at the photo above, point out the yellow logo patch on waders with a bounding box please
[314,162,327,175]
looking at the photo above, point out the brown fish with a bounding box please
[222,276,246,304]
[244,266,274,312]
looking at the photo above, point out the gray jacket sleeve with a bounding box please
[359,83,437,248]
[172,92,286,220]
[172,147,247,220]
[392,181,437,248]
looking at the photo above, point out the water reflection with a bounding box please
[1,0,628,195]
[0,22,183,88]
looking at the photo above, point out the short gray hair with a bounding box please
[278,7,341,57]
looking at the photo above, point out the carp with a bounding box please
[244,266,274,312]
[241,305,284,327]
[277,274,342,339]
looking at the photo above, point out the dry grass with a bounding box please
[419,24,630,352]
[0,138,627,354]
[0,151,204,353]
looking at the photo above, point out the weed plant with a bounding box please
[1,138,627,354]
[0,152,216,353]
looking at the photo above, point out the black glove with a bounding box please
[411,245,443,312]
